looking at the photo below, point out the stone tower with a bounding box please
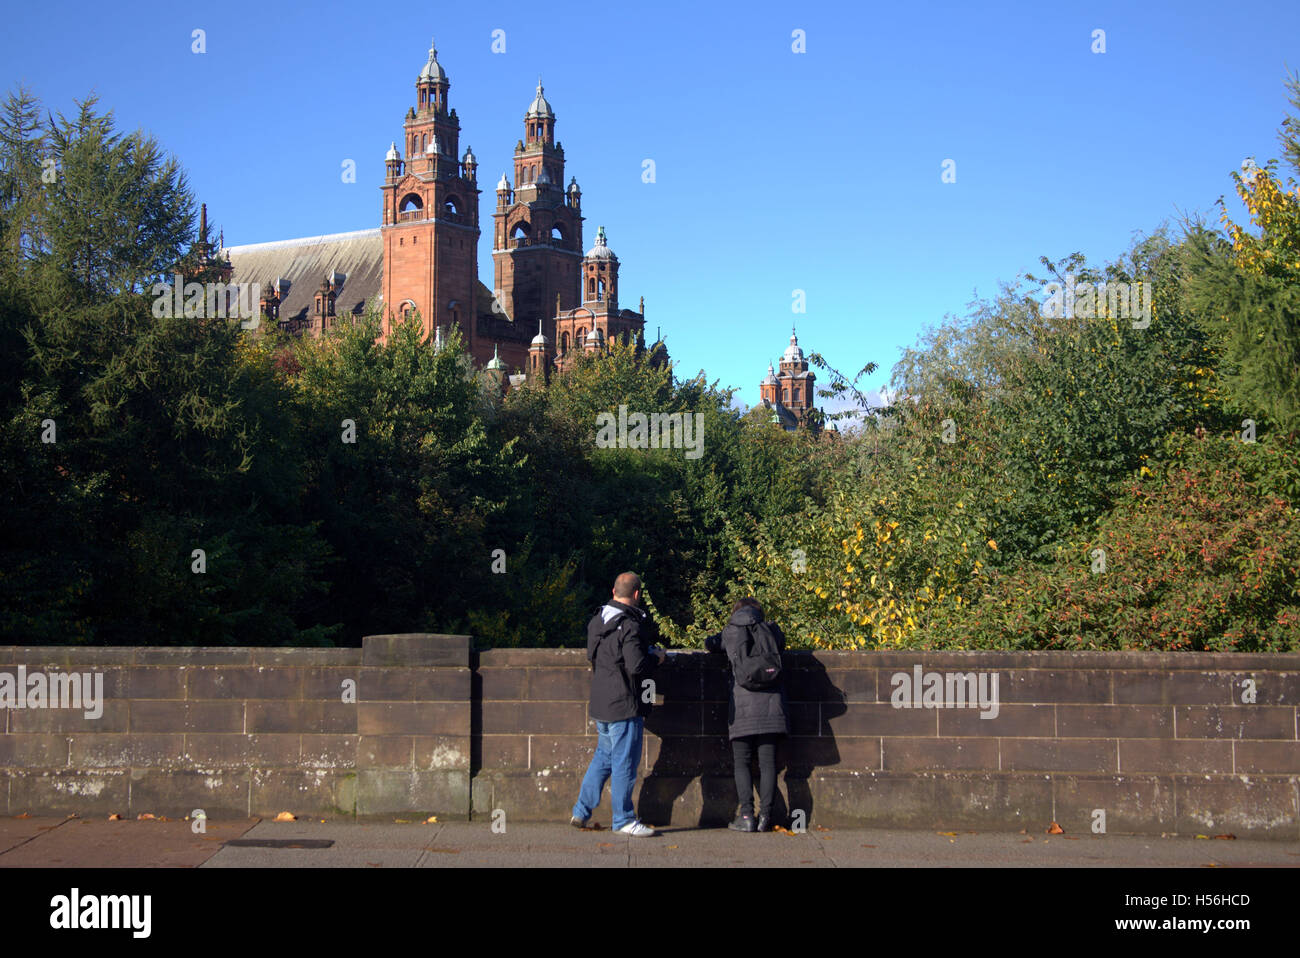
[380,39,481,346]
[491,82,584,334]
[760,329,816,429]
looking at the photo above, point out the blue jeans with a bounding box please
[572,716,643,830]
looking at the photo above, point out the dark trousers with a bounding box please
[732,733,783,818]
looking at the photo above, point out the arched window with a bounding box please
[587,278,595,297]
[551,225,564,243]
[399,194,423,215]
[597,280,605,302]
[577,327,586,344]
[561,331,569,353]
[444,196,460,215]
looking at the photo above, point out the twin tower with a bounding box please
[379,40,653,379]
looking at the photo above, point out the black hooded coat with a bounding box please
[705,605,790,739]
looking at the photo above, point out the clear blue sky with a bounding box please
[4,0,1298,410]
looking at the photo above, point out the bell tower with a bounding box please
[381,39,481,346]
[491,81,583,333]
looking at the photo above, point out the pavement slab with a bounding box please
[1,816,1298,867]
[0,817,257,867]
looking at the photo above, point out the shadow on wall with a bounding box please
[638,653,847,828]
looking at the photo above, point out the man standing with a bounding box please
[571,571,665,836]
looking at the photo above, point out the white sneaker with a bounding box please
[618,821,657,837]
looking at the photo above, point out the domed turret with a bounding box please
[526,82,554,119]
[419,40,447,83]
[585,225,616,260]
[782,329,804,364]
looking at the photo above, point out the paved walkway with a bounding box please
[1,816,1297,867]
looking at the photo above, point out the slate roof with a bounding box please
[225,226,516,344]
[223,228,384,326]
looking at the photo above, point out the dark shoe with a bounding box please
[756,814,772,832]
[570,815,589,829]
[728,813,757,832]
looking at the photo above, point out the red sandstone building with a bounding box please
[224,40,662,384]
[759,328,817,430]
[222,40,821,424]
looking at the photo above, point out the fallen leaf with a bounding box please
[137,813,156,821]
[425,816,438,824]
[1047,822,1063,835]
[1020,839,1034,843]
[815,825,831,832]
[65,814,77,819]
[1018,828,1028,834]
[938,831,958,836]
[861,844,876,848]
[366,862,381,867]
[274,811,297,822]
[1195,834,1210,840]
[108,814,122,821]
[15,813,30,819]
[1063,836,1079,840]
[598,842,614,847]
[1214,834,1237,840]
[667,844,678,849]
[1203,863,1219,868]
[394,819,411,824]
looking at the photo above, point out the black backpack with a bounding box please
[733,621,783,692]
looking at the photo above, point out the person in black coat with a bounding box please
[571,572,666,836]
[705,597,789,832]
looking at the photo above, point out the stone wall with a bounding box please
[2,636,1297,837]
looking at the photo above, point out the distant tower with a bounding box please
[380,40,480,346]
[485,343,507,394]
[492,81,584,331]
[761,329,816,429]
[528,319,553,382]
[759,361,778,405]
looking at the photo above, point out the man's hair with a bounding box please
[613,572,641,600]
[732,596,763,618]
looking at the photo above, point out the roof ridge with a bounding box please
[224,227,381,254]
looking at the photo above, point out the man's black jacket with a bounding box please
[586,600,659,722]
